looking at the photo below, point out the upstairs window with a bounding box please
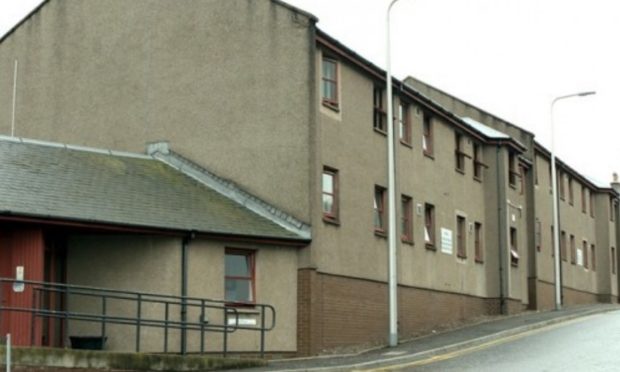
[568,176,574,205]
[583,240,589,269]
[475,222,483,263]
[374,186,387,233]
[590,191,595,218]
[401,195,413,243]
[510,227,519,266]
[321,57,339,110]
[399,102,411,145]
[591,244,596,271]
[373,87,387,132]
[508,153,517,187]
[322,167,339,223]
[473,143,484,181]
[570,234,576,264]
[610,197,618,222]
[424,203,435,248]
[558,171,565,200]
[225,250,256,304]
[422,113,433,157]
[455,133,463,170]
[456,215,467,258]
[581,186,587,213]
[560,230,567,261]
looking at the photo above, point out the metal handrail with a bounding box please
[0,278,275,357]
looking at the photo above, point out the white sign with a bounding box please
[441,228,453,255]
[577,249,583,266]
[13,266,24,293]
[227,317,257,326]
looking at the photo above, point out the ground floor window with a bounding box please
[225,250,256,304]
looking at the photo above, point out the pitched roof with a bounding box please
[0,137,307,241]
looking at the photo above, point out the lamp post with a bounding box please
[550,91,595,310]
[386,0,402,347]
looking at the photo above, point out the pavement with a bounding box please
[246,304,620,371]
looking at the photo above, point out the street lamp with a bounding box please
[386,0,403,348]
[550,91,596,311]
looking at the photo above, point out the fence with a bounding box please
[0,278,275,357]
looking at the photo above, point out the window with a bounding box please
[508,153,517,187]
[581,186,587,213]
[568,177,574,205]
[455,133,465,173]
[322,167,339,222]
[475,222,483,263]
[558,171,565,200]
[535,219,541,252]
[519,165,526,195]
[610,197,617,222]
[473,143,484,181]
[612,247,616,275]
[373,87,386,132]
[534,158,539,186]
[457,215,467,258]
[510,227,519,266]
[583,240,588,269]
[424,203,435,248]
[560,230,567,261]
[570,234,576,264]
[321,57,339,109]
[225,250,255,304]
[399,102,411,145]
[591,244,596,271]
[590,191,595,218]
[374,186,386,233]
[401,195,413,243]
[551,225,555,257]
[422,113,433,156]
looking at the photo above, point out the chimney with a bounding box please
[611,172,620,194]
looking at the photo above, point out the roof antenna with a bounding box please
[11,58,18,137]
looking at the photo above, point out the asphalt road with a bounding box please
[388,310,620,372]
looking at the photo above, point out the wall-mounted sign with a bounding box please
[577,249,583,266]
[13,266,24,293]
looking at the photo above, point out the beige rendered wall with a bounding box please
[534,154,599,299]
[313,48,501,299]
[66,235,298,353]
[0,0,315,221]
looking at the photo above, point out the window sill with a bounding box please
[401,238,414,246]
[323,216,340,226]
[400,140,413,149]
[475,258,484,264]
[423,152,434,160]
[374,229,387,238]
[225,302,257,310]
[425,243,436,251]
[511,262,519,267]
[509,183,517,190]
[457,254,467,259]
[374,127,387,136]
[455,168,465,175]
[473,176,482,183]
[322,101,340,113]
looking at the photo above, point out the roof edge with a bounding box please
[147,142,312,240]
[271,0,319,23]
[0,0,52,45]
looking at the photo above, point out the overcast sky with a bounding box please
[1,0,618,184]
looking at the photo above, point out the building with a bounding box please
[0,0,618,356]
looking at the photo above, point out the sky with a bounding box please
[0,0,618,185]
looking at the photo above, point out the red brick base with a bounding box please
[297,269,522,356]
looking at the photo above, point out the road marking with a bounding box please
[382,351,407,356]
[358,315,598,371]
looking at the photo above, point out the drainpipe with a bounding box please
[496,146,507,314]
[180,232,195,355]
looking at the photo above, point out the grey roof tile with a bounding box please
[0,140,305,241]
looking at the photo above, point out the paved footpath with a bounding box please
[244,304,619,372]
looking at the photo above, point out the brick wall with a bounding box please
[297,270,519,356]
[535,279,603,310]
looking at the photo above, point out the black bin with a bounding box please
[70,336,107,350]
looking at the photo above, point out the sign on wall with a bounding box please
[577,249,583,266]
[441,228,453,255]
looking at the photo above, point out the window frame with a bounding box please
[560,230,567,261]
[456,215,467,259]
[373,87,387,133]
[473,143,485,181]
[568,176,574,205]
[424,203,436,249]
[398,101,412,146]
[224,249,256,306]
[583,240,588,269]
[510,227,519,266]
[474,222,483,263]
[591,244,596,271]
[422,113,434,157]
[590,191,595,218]
[401,195,413,243]
[570,234,576,265]
[322,167,339,224]
[321,57,339,110]
[581,185,587,213]
[508,153,518,188]
[455,133,466,174]
[374,185,387,235]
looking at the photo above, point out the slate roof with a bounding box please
[0,138,306,241]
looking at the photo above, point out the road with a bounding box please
[376,310,620,371]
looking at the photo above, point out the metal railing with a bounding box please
[0,278,275,357]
